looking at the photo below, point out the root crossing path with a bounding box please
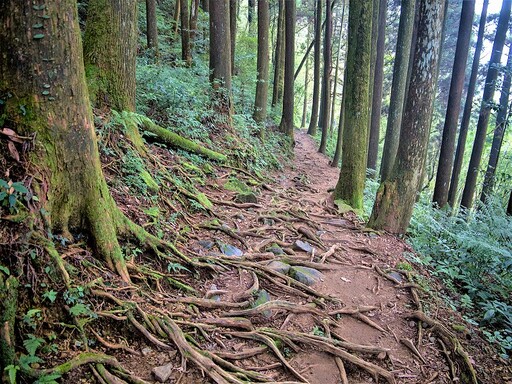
[85,130,501,384]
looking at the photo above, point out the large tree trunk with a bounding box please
[461,0,511,210]
[271,0,285,107]
[253,0,270,123]
[307,0,322,135]
[83,0,138,112]
[448,0,489,207]
[332,0,373,210]
[480,50,512,203]
[368,0,446,233]
[319,0,333,154]
[379,0,415,181]
[1,0,131,281]
[278,0,296,139]
[146,0,159,54]
[367,0,387,175]
[230,0,238,75]
[181,0,192,65]
[432,0,475,208]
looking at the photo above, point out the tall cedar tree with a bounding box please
[301,23,312,128]
[307,0,322,135]
[181,0,192,65]
[481,49,512,203]
[279,0,296,139]
[271,0,285,107]
[368,0,446,233]
[332,0,373,210]
[367,0,388,175]
[173,0,181,36]
[329,8,346,134]
[332,66,347,166]
[319,0,332,154]
[432,0,476,207]
[379,0,416,181]
[253,0,270,123]
[248,0,256,27]
[146,0,159,53]
[448,0,489,206]
[209,0,233,115]
[190,0,200,46]
[230,0,237,75]
[200,0,209,12]
[461,0,511,209]
[83,0,138,111]
[0,0,133,281]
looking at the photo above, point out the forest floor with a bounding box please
[13,129,509,384]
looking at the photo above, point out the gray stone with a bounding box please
[387,271,405,283]
[293,240,314,254]
[235,192,258,204]
[218,242,243,257]
[266,260,291,274]
[267,244,284,255]
[141,347,152,356]
[198,240,214,250]
[252,289,272,318]
[289,266,324,286]
[152,362,174,382]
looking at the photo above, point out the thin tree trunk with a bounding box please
[271,0,285,107]
[248,0,256,30]
[302,23,313,129]
[181,0,192,65]
[200,0,209,12]
[329,9,345,135]
[307,0,322,135]
[278,0,296,140]
[146,0,159,55]
[319,0,333,154]
[448,0,489,207]
[332,66,347,167]
[379,0,416,181]
[432,0,476,208]
[332,0,373,210]
[230,0,238,75]
[174,0,181,36]
[461,0,511,210]
[190,0,200,46]
[508,189,512,215]
[368,0,381,130]
[367,0,387,175]
[253,0,270,124]
[480,50,512,203]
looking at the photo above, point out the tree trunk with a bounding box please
[271,0,285,107]
[379,0,415,181]
[181,0,192,65]
[319,0,333,154]
[508,189,512,215]
[368,0,446,233]
[230,0,238,75]
[301,23,312,129]
[146,0,159,54]
[200,0,209,12]
[278,0,296,139]
[480,50,512,203]
[329,9,345,134]
[332,0,373,210]
[174,0,181,36]
[83,0,138,112]
[253,0,270,124]
[448,0,489,207]
[307,0,323,135]
[1,0,131,281]
[209,0,233,116]
[461,0,511,210]
[248,0,256,30]
[367,0,387,175]
[332,66,347,167]
[190,0,200,46]
[432,0,476,208]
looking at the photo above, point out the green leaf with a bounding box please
[35,373,61,384]
[19,354,43,370]
[23,335,45,356]
[43,290,57,303]
[0,266,10,275]
[69,303,90,316]
[12,182,28,194]
[483,309,495,322]
[33,34,45,40]
[0,179,9,189]
[42,90,50,96]
[8,194,16,208]
[4,365,19,384]
[32,23,44,29]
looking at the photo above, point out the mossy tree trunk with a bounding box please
[278,0,296,140]
[368,0,445,234]
[332,0,373,210]
[0,274,18,378]
[83,0,138,112]
[271,0,285,107]
[181,0,192,65]
[253,0,270,124]
[318,0,332,154]
[146,0,159,55]
[230,0,238,75]
[0,0,131,281]
[307,0,322,135]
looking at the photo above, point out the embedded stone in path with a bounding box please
[289,266,324,286]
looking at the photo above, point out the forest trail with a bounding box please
[81,130,505,384]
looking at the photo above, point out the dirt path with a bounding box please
[112,131,504,384]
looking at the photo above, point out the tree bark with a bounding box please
[271,0,285,107]
[146,0,159,54]
[329,9,345,134]
[508,189,512,215]
[190,0,200,46]
[253,0,270,124]
[319,0,333,154]
[230,0,238,75]
[480,50,512,203]
[332,66,347,167]
[181,0,192,65]
[83,0,138,112]
[367,0,387,175]
[301,23,312,129]
[461,0,511,210]
[332,0,373,210]
[448,0,489,207]
[379,0,416,181]
[1,0,131,281]
[248,0,256,30]
[368,0,446,233]
[200,0,209,12]
[174,0,181,36]
[432,0,476,208]
[307,0,323,135]
[278,0,296,139]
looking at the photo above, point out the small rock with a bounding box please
[289,266,324,286]
[293,240,314,254]
[267,244,284,255]
[266,260,291,274]
[198,240,214,250]
[387,271,405,283]
[234,192,258,204]
[408,321,416,328]
[262,218,275,226]
[252,289,272,318]
[234,213,245,221]
[141,347,152,356]
[152,362,174,383]
[377,351,387,360]
[218,242,243,257]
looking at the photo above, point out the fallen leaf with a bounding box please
[8,141,20,161]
